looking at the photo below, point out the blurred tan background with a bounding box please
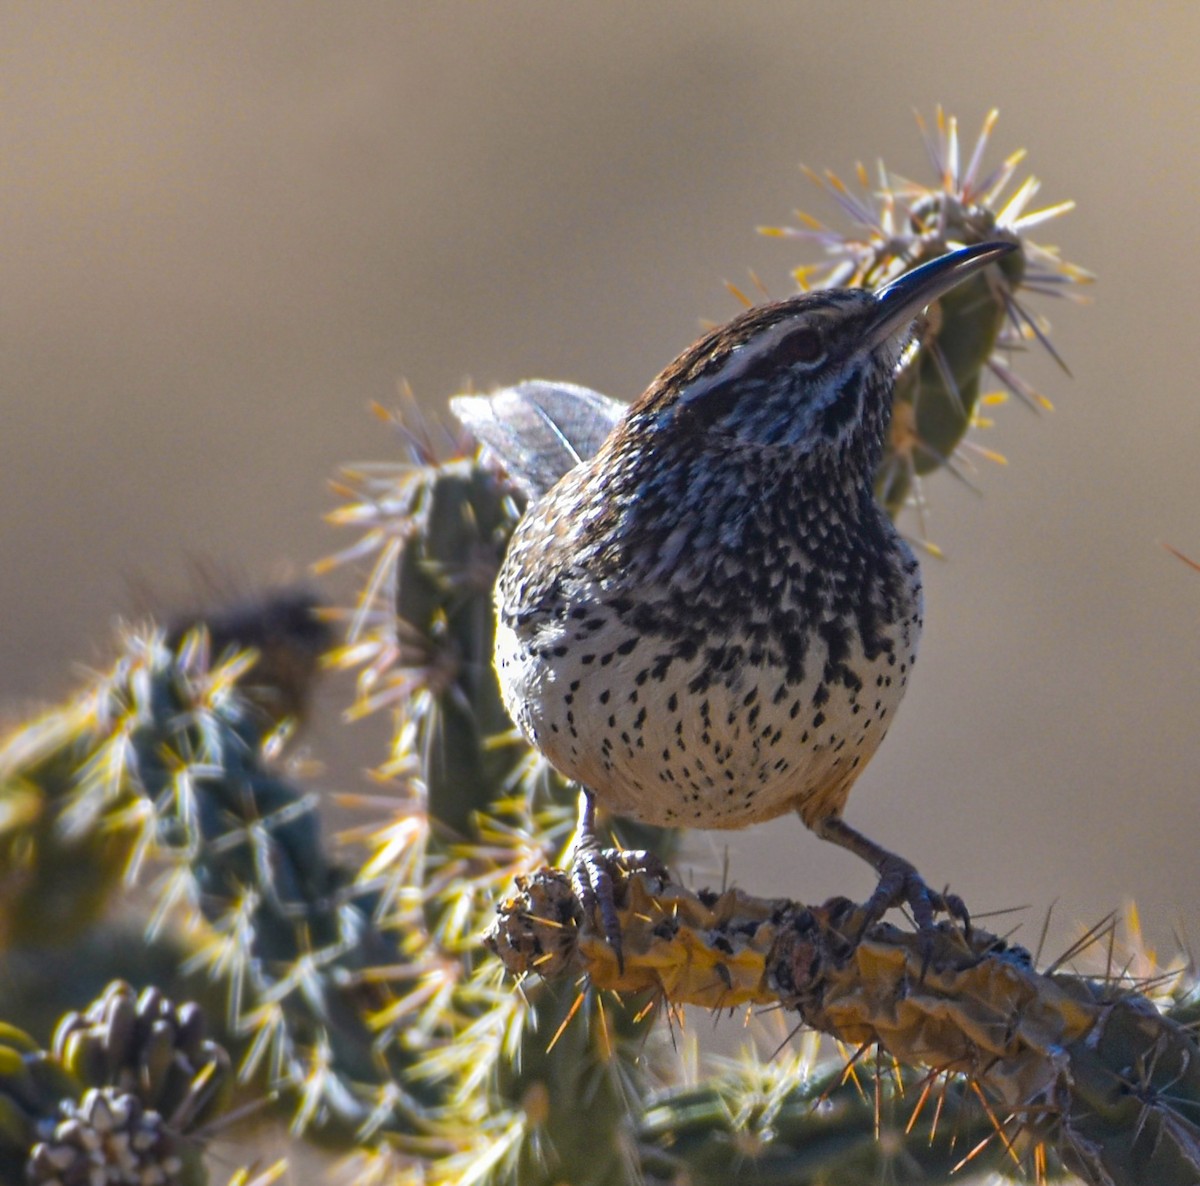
[1,3,1197,963]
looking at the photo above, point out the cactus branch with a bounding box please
[487,867,1200,1186]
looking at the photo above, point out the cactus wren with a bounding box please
[454,242,1014,958]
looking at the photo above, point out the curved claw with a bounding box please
[814,814,970,948]
[569,840,624,966]
[567,789,667,972]
[862,853,970,935]
[568,841,668,973]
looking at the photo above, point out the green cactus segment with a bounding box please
[0,695,143,947]
[390,460,525,837]
[483,982,659,1186]
[877,239,1025,517]
[1059,992,1200,1186]
[379,460,673,1184]
[637,1060,1026,1186]
[768,109,1088,534]
[0,632,434,1138]
[101,635,430,1133]
[330,436,686,1183]
[0,590,331,952]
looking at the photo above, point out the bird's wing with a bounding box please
[450,380,626,500]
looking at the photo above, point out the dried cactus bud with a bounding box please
[484,869,582,982]
[53,982,231,1133]
[25,1087,184,1186]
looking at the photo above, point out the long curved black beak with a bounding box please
[866,241,1016,349]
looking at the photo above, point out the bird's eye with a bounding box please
[781,325,824,367]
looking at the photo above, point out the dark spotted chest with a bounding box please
[540,446,916,692]
[496,443,921,826]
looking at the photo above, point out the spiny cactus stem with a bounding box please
[486,868,1200,1186]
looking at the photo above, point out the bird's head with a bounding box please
[621,241,1016,472]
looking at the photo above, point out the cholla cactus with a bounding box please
[324,403,672,1184]
[489,869,1200,1184]
[17,111,1195,1186]
[0,624,426,1138]
[0,589,330,952]
[763,108,1091,541]
[328,433,530,838]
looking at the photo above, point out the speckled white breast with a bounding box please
[494,571,921,830]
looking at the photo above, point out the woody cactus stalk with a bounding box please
[488,868,1200,1184]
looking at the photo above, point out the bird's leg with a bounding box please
[814,814,969,936]
[568,788,623,964]
[567,787,666,972]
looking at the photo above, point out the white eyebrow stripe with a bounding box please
[676,314,826,409]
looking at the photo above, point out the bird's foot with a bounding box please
[861,852,970,938]
[568,838,666,973]
[813,816,969,947]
